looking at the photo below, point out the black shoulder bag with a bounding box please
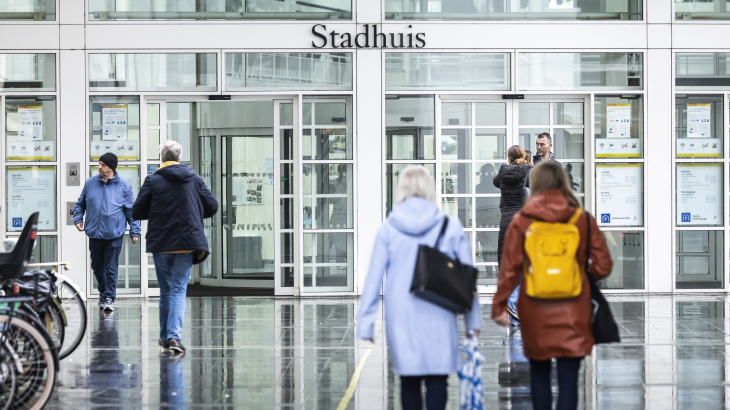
[410,217,478,313]
[585,212,621,344]
[520,171,531,205]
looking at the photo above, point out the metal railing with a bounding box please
[385,11,636,20]
[90,11,350,20]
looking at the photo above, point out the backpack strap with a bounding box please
[434,217,449,249]
[567,209,583,225]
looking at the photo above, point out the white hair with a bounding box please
[395,165,436,204]
[160,140,183,162]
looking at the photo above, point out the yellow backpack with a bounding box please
[523,209,583,299]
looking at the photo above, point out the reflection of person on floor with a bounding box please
[88,310,126,409]
[159,355,186,410]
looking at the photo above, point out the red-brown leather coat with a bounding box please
[491,190,613,360]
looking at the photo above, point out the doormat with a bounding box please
[186,284,274,297]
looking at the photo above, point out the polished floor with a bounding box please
[46,295,730,409]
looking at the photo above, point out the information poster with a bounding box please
[606,104,631,138]
[6,167,55,231]
[595,164,643,226]
[264,158,274,185]
[676,163,723,226]
[235,177,263,205]
[6,141,55,161]
[90,140,138,160]
[687,103,712,138]
[18,106,42,141]
[102,105,128,141]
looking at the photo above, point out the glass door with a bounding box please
[438,96,588,292]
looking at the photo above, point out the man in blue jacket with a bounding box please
[74,153,140,312]
[133,140,218,355]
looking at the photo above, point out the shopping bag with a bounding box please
[458,332,484,410]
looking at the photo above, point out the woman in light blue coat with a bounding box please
[358,166,482,410]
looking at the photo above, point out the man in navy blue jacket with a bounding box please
[74,152,140,312]
[133,140,218,355]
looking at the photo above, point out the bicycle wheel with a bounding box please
[41,304,64,354]
[0,314,56,410]
[55,280,87,360]
[0,344,16,410]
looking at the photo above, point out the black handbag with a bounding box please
[585,213,621,344]
[410,217,478,313]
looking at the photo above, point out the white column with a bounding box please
[59,50,89,295]
[355,49,382,294]
[645,49,673,293]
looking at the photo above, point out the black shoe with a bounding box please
[168,339,186,354]
[158,339,169,350]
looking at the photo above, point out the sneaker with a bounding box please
[158,339,170,351]
[168,339,186,354]
[103,298,114,312]
[98,299,106,310]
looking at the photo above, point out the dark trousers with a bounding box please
[89,237,123,300]
[400,375,448,410]
[529,357,583,410]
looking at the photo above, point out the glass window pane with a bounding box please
[305,97,352,160]
[148,253,158,288]
[560,162,584,194]
[281,267,294,288]
[475,197,500,228]
[676,231,723,289]
[226,53,352,91]
[475,162,503,194]
[553,103,584,125]
[303,164,352,229]
[281,129,293,160]
[90,165,141,198]
[281,198,294,230]
[519,53,643,91]
[595,163,643,227]
[385,53,510,91]
[519,128,550,155]
[0,1,55,20]
[676,53,730,89]
[553,128,584,159]
[676,95,723,159]
[475,231,498,263]
[146,129,160,161]
[475,103,506,126]
[89,1,351,20]
[595,95,644,159]
[167,103,192,163]
[676,163,723,227]
[0,54,55,91]
[280,103,293,126]
[386,164,436,215]
[598,231,643,290]
[6,166,56,232]
[475,129,506,160]
[281,163,293,195]
[302,233,354,292]
[6,96,56,161]
[441,103,471,126]
[89,96,141,162]
[476,265,498,287]
[146,104,160,126]
[441,197,471,228]
[441,129,471,160]
[519,103,549,125]
[386,95,435,160]
[441,162,471,194]
[89,54,216,92]
[385,0,641,20]
[281,233,294,264]
[675,3,730,20]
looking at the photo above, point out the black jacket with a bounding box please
[132,164,218,264]
[493,163,533,263]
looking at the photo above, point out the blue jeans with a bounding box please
[153,252,193,341]
[89,236,123,300]
[529,357,583,410]
[508,284,520,325]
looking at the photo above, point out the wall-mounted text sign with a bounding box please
[312,24,426,49]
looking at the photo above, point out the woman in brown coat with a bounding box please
[492,161,613,410]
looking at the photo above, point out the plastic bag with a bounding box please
[458,331,485,410]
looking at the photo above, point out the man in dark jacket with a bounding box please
[533,132,555,164]
[74,152,141,312]
[132,140,218,355]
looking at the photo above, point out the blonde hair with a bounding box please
[396,165,436,204]
[529,161,581,208]
[508,145,529,165]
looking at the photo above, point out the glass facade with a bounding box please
[0,54,55,91]
[89,54,217,92]
[385,53,510,91]
[518,53,643,90]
